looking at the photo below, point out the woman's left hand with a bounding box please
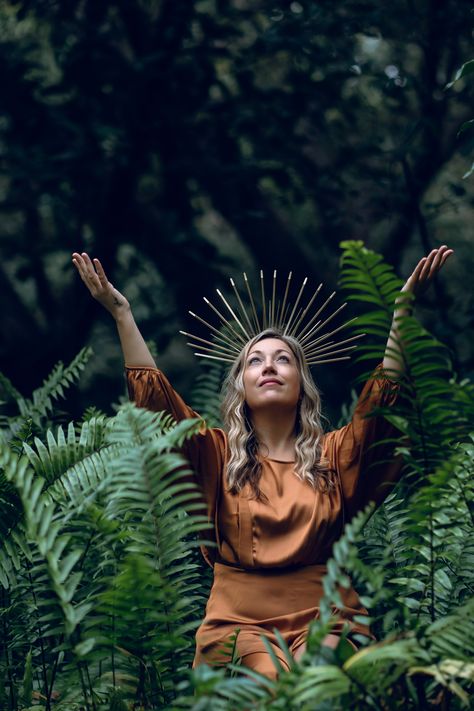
[384,245,454,376]
[401,245,454,298]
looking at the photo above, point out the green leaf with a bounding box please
[446,59,474,88]
[462,161,474,179]
[457,118,474,137]
[74,637,96,657]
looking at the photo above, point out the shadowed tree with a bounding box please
[0,0,472,409]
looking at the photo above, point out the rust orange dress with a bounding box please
[126,365,401,674]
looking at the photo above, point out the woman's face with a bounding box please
[243,337,301,414]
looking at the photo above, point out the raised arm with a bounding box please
[72,252,156,368]
[73,252,225,565]
[383,245,454,379]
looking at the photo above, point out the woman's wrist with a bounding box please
[111,302,133,324]
[395,288,414,314]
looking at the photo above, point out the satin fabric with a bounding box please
[126,365,401,670]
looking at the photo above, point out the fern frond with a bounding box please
[190,361,226,428]
[63,404,214,705]
[339,240,404,330]
[0,442,91,639]
[426,596,474,662]
[23,417,111,486]
[180,663,270,709]
[0,371,23,403]
[17,347,93,424]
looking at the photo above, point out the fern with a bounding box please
[0,348,93,444]
[8,347,92,428]
[190,360,226,428]
[1,246,474,709]
[0,399,212,709]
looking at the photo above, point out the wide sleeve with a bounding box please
[126,365,200,422]
[324,364,403,522]
[126,366,226,565]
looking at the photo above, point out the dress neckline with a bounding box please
[261,456,295,464]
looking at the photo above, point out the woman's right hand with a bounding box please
[72,252,130,319]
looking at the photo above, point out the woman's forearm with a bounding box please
[382,295,411,379]
[382,246,453,380]
[115,308,157,368]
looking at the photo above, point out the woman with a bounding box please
[72,246,452,679]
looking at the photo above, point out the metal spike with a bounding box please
[203,297,246,344]
[188,310,244,350]
[230,277,255,334]
[307,356,351,365]
[179,331,240,355]
[187,342,241,357]
[284,277,308,335]
[304,333,366,358]
[305,344,358,360]
[260,270,267,330]
[299,302,347,345]
[276,272,292,329]
[305,317,359,349]
[244,273,260,332]
[278,298,292,333]
[298,292,337,342]
[288,307,304,336]
[288,283,323,337]
[216,289,250,339]
[271,270,277,327]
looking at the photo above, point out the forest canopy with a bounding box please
[0,0,473,416]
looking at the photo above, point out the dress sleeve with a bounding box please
[126,365,200,421]
[325,364,403,522]
[126,366,226,565]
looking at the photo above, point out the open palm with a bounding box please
[72,252,130,317]
[402,245,453,297]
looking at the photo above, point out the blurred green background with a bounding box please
[0,0,472,420]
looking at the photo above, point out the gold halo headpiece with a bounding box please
[180,271,364,365]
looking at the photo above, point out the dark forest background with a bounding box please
[0,0,473,421]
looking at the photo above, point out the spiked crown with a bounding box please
[180,271,363,365]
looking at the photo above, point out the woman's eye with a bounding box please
[277,355,289,362]
[248,357,261,365]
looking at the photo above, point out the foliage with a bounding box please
[447,57,474,178]
[0,364,209,709]
[0,243,473,709]
[190,361,226,429]
[0,0,472,412]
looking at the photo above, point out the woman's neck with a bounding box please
[250,410,297,461]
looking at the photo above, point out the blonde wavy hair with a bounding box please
[221,328,333,500]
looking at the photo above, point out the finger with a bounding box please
[408,257,427,283]
[93,258,109,287]
[403,258,425,292]
[427,248,444,277]
[429,246,453,276]
[438,247,453,262]
[439,249,454,268]
[72,254,89,280]
[72,252,84,270]
[73,253,98,283]
[419,251,436,280]
[81,252,96,274]
[77,254,103,291]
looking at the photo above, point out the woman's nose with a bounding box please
[262,359,277,373]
